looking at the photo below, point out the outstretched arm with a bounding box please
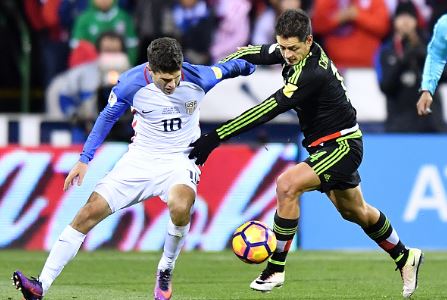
[418,15,447,115]
[188,90,292,165]
[63,98,128,191]
[182,59,255,93]
[79,98,129,163]
[189,62,323,165]
[219,44,284,65]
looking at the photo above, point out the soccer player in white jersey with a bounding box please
[12,37,255,300]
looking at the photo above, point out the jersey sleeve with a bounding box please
[182,59,255,93]
[219,44,284,65]
[421,15,447,95]
[213,93,288,141]
[79,90,129,163]
[213,62,322,141]
[79,67,145,163]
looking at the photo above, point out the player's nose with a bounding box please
[284,49,293,58]
[166,80,176,89]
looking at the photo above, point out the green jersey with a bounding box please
[71,5,138,65]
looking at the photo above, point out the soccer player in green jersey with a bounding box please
[189,9,423,299]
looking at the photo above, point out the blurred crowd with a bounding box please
[1,0,447,133]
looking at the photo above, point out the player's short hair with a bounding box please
[147,37,183,73]
[275,9,312,42]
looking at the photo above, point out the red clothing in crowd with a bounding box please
[312,0,390,68]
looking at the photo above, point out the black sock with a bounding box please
[266,211,298,272]
[363,211,408,268]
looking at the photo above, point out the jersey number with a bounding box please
[330,63,350,101]
[189,170,199,185]
[162,118,182,132]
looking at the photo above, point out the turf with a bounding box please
[1,250,446,299]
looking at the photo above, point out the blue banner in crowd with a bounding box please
[300,134,447,249]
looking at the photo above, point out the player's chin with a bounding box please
[164,89,174,95]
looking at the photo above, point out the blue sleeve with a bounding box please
[79,64,147,163]
[421,15,447,95]
[79,97,129,163]
[182,59,256,93]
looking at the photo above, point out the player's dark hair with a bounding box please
[275,9,312,41]
[147,37,183,73]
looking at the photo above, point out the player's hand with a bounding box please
[240,61,256,76]
[63,161,88,191]
[416,91,433,116]
[188,131,221,165]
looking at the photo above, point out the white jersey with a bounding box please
[79,60,255,164]
[130,81,204,155]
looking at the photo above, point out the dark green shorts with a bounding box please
[304,130,363,193]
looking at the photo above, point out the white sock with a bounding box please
[157,220,190,271]
[39,225,86,295]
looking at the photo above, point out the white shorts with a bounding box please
[94,148,201,213]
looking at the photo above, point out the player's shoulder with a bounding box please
[435,14,447,32]
[181,62,214,91]
[296,43,327,79]
[181,62,208,78]
[119,63,147,80]
[114,63,149,102]
[437,14,447,25]
[117,63,148,88]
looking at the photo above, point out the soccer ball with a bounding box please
[231,220,277,264]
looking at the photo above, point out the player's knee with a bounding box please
[276,173,303,201]
[168,201,192,225]
[338,206,368,225]
[71,203,106,233]
[338,208,356,222]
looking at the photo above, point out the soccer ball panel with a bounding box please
[233,222,250,234]
[247,245,270,264]
[232,233,247,257]
[244,224,266,244]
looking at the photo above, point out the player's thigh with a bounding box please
[304,137,363,193]
[159,155,200,204]
[277,162,321,194]
[71,191,112,232]
[94,152,158,213]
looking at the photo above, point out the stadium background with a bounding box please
[2,70,447,253]
[1,0,446,254]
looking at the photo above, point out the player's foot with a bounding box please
[154,269,173,300]
[250,268,285,292]
[12,270,43,300]
[399,248,424,298]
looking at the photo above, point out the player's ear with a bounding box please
[146,64,153,76]
[306,35,313,46]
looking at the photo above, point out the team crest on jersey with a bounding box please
[108,91,117,106]
[185,100,197,115]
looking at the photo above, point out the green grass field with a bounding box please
[1,250,446,299]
